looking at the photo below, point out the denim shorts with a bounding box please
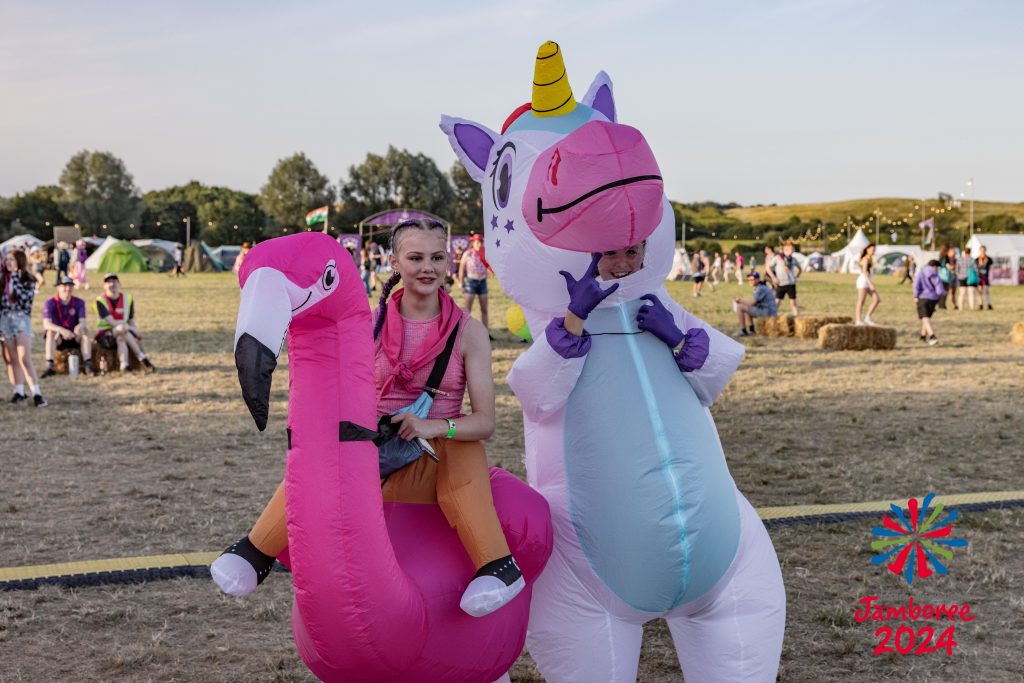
[463,277,488,296]
[0,311,33,339]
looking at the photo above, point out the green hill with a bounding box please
[725,197,1024,227]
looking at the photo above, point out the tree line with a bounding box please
[0,148,483,247]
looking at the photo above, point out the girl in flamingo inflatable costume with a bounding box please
[227,230,551,682]
[440,42,786,681]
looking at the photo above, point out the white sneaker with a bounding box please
[459,556,525,618]
[854,320,864,326]
[210,553,258,596]
[863,317,877,326]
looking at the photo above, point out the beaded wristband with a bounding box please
[445,418,456,439]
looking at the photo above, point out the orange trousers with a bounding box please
[247,438,509,570]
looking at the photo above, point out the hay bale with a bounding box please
[91,343,143,373]
[817,324,897,351]
[1012,322,1024,347]
[754,315,795,337]
[794,315,854,340]
[52,347,84,375]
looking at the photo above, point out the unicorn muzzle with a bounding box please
[523,120,664,253]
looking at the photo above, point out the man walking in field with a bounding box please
[765,242,801,316]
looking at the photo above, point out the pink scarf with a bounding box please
[377,287,461,400]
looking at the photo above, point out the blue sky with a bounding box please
[2,0,1021,205]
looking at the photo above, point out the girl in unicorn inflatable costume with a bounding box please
[441,42,785,681]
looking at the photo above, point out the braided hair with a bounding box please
[371,218,448,341]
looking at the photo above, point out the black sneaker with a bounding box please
[987,304,993,310]
[919,335,927,343]
[41,367,56,379]
[142,357,156,371]
[33,395,48,407]
[84,360,94,376]
[9,393,27,404]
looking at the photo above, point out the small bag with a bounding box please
[339,322,460,478]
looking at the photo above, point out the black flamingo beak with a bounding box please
[234,267,293,431]
[235,333,277,431]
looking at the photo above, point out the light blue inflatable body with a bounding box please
[565,301,740,612]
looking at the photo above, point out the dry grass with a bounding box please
[2,270,1023,681]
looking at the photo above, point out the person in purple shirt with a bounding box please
[41,275,93,377]
[913,259,945,346]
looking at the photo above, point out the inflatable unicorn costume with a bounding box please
[441,42,785,681]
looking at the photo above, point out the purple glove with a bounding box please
[559,253,619,320]
[637,294,684,348]
[674,328,710,373]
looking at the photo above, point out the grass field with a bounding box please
[2,270,1023,681]
[725,197,1024,228]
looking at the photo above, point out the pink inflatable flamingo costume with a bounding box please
[232,232,552,682]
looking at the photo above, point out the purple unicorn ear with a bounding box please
[582,71,616,123]
[439,116,498,182]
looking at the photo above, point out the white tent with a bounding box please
[967,233,1024,285]
[667,247,690,280]
[0,234,43,253]
[85,236,119,270]
[831,229,872,273]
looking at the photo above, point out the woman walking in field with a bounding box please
[854,243,880,326]
[975,245,993,310]
[1,250,47,406]
[710,253,722,286]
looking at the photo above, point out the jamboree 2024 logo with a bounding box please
[857,493,972,656]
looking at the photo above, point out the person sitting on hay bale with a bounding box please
[41,276,93,377]
[94,274,155,373]
[732,271,777,337]
[913,259,945,346]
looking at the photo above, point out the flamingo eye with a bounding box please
[322,263,337,291]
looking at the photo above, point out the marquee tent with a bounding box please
[831,229,871,273]
[967,233,1024,285]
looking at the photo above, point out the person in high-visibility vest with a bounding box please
[94,273,155,372]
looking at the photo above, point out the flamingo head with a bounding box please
[234,232,352,431]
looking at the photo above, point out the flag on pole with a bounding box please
[919,217,934,244]
[305,206,329,226]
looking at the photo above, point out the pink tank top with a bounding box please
[375,309,469,419]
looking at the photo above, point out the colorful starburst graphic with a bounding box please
[871,493,968,584]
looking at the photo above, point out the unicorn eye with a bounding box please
[490,143,516,209]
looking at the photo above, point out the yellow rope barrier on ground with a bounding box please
[2,491,1022,589]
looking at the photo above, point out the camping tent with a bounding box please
[183,241,225,272]
[967,233,1024,285]
[85,236,119,270]
[134,239,179,272]
[831,229,872,273]
[96,240,149,273]
[211,245,241,270]
[873,245,926,275]
[806,251,824,271]
[0,234,43,253]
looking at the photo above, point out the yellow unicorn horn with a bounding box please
[532,41,576,117]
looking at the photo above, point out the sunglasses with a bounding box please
[394,219,445,231]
